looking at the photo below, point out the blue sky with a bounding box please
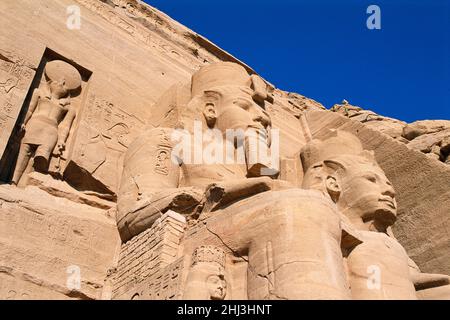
[144,0,449,122]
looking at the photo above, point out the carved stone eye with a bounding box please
[365,175,377,183]
[233,99,251,109]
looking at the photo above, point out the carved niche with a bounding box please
[0,48,91,186]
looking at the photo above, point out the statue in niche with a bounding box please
[300,131,450,299]
[183,245,227,300]
[11,60,81,185]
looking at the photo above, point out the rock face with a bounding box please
[330,101,407,142]
[331,101,450,164]
[0,0,449,300]
[403,120,450,163]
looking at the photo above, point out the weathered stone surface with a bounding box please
[403,120,450,163]
[0,184,120,299]
[330,102,450,165]
[0,0,448,300]
[111,211,186,300]
[305,110,450,276]
[330,100,407,142]
[403,120,450,140]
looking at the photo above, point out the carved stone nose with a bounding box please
[382,184,396,198]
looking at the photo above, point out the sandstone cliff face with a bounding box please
[305,110,450,276]
[330,101,450,165]
[0,0,448,299]
[404,120,450,163]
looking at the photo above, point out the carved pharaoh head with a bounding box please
[301,131,397,230]
[44,60,81,99]
[189,62,272,137]
[183,245,228,300]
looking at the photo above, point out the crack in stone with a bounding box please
[203,222,314,300]
[203,221,277,296]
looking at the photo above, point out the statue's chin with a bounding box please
[374,207,397,227]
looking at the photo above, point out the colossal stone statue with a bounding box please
[11,60,81,185]
[1,0,449,302]
[116,61,449,300]
[183,245,228,300]
[118,62,351,300]
[117,62,278,242]
[300,131,450,299]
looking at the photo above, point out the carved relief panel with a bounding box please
[0,48,38,179]
[65,93,145,197]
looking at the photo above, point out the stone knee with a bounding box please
[245,194,349,299]
[34,144,53,172]
[12,143,34,184]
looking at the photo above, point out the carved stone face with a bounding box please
[183,263,228,300]
[49,80,68,99]
[337,162,397,227]
[214,88,271,137]
[206,273,227,300]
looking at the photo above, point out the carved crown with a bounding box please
[191,62,251,97]
[300,130,364,171]
[191,245,226,269]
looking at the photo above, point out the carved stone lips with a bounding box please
[379,197,396,209]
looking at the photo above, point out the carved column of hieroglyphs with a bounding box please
[111,211,186,299]
[0,49,36,160]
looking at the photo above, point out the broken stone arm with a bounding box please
[400,239,450,292]
[118,183,204,241]
[202,176,293,212]
[116,128,204,241]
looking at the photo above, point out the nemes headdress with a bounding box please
[191,62,251,97]
[191,62,272,104]
[300,130,365,171]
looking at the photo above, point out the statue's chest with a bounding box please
[36,98,68,119]
[179,163,247,188]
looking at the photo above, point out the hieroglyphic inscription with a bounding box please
[0,200,114,267]
[68,93,145,193]
[83,93,144,134]
[112,212,186,299]
[75,0,208,69]
[0,49,36,158]
[154,130,171,175]
[145,258,183,300]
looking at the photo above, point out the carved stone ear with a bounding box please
[203,102,217,128]
[325,175,341,203]
[202,91,220,128]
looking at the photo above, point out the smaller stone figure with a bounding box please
[11,60,81,185]
[183,245,227,300]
